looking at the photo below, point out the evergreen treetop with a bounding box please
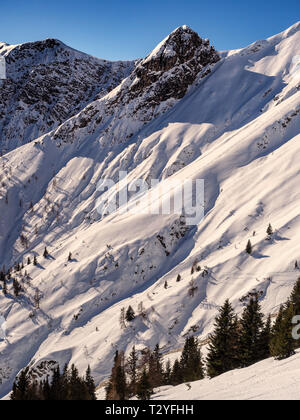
[207,299,240,378]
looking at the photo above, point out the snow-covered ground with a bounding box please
[0,22,300,398]
[153,350,300,400]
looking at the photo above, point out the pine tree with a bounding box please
[106,352,118,400]
[258,315,272,360]
[68,364,90,400]
[13,278,22,297]
[267,224,274,236]
[171,359,182,386]
[49,366,63,400]
[85,365,96,400]
[126,346,138,396]
[272,306,284,338]
[11,368,31,400]
[126,306,135,322]
[164,360,172,385]
[270,303,295,360]
[149,344,164,388]
[42,377,51,400]
[33,256,38,266]
[137,369,152,400]
[180,337,204,382]
[246,240,253,255]
[288,277,300,349]
[238,296,264,367]
[43,247,49,258]
[60,364,70,400]
[115,364,127,401]
[207,300,240,378]
[290,278,300,315]
[106,351,128,400]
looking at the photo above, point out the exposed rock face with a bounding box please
[53,26,220,145]
[0,39,135,153]
[131,26,220,102]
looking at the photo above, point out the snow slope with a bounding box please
[152,350,300,400]
[0,22,300,398]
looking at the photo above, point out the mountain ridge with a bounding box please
[0,38,135,153]
[0,22,299,398]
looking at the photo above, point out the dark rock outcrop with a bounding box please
[131,26,220,102]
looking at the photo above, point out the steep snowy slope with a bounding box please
[151,350,300,400]
[0,39,134,153]
[0,23,300,397]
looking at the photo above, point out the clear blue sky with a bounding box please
[0,0,299,60]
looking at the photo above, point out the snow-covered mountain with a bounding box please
[0,22,300,398]
[0,39,134,153]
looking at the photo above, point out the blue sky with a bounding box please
[0,0,299,60]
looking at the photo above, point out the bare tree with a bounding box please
[119,307,126,330]
[34,289,42,309]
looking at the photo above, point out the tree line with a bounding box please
[0,248,73,301]
[11,364,96,401]
[106,336,204,400]
[107,277,300,399]
[9,278,300,400]
[207,278,300,377]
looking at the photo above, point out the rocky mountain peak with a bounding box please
[53,27,221,146]
[130,26,220,101]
